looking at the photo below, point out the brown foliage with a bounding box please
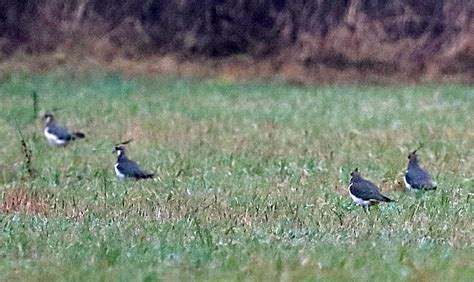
[2,189,48,215]
[0,0,473,82]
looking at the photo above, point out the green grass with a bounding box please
[0,71,473,281]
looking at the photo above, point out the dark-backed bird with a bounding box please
[43,113,85,146]
[348,168,393,209]
[404,148,437,191]
[114,145,154,180]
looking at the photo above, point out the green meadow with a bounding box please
[0,71,472,281]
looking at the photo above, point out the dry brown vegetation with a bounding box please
[2,188,48,215]
[1,1,473,82]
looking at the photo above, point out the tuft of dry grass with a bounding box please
[2,189,48,215]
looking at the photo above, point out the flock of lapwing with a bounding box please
[43,112,437,210]
[44,112,153,180]
[348,146,437,210]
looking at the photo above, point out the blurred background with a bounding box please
[0,0,473,83]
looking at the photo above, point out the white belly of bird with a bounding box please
[348,183,372,206]
[403,175,413,190]
[44,128,67,145]
[114,163,126,178]
[350,193,372,206]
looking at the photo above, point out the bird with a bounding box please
[114,144,154,180]
[404,148,437,191]
[348,168,393,210]
[43,113,85,146]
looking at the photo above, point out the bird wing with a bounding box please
[350,179,385,201]
[118,159,149,177]
[406,166,433,188]
[47,125,73,141]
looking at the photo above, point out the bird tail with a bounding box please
[136,173,154,180]
[380,195,394,203]
[72,132,86,139]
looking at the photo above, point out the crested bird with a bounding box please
[43,113,85,146]
[348,168,393,210]
[114,144,154,180]
[404,148,437,191]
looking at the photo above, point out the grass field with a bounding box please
[0,71,473,281]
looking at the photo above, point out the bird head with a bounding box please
[114,145,126,156]
[350,168,361,179]
[43,112,55,125]
[113,139,133,156]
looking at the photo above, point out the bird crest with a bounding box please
[114,139,134,154]
[408,144,424,162]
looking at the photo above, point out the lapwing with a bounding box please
[43,113,85,146]
[348,168,393,209]
[404,148,437,191]
[114,144,154,180]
